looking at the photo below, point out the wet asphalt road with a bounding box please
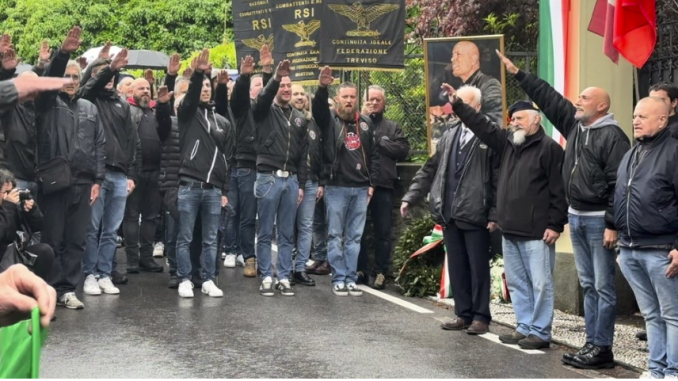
[41,249,641,378]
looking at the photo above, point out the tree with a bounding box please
[0,0,232,63]
[406,0,539,51]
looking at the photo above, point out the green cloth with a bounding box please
[0,308,48,378]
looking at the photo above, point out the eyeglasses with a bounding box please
[63,74,80,81]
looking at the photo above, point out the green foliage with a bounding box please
[179,42,237,72]
[489,255,509,303]
[392,213,444,297]
[483,12,538,52]
[0,0,231,63]
[369,57,428,153]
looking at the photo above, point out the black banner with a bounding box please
[272,0,322,84]
[233,0,275,74]
[318,0,405,70]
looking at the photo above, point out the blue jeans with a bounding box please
[223,168,256,259]
[255,173,299,281]
[325,186,369,286]
[295,180,318,272]
[165,210,178,275]
[83,170,128,278]
[312,197,328,261]
[176,185,222,281]
[502,237,556,341]
[569,214,617,346]
[620,248,678,378]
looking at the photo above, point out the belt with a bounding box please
[260,170,294,178]
[179,180,215,189]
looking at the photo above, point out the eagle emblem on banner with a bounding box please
[282,20,321,48]
[328,3,400,37]
[242,34,275,52]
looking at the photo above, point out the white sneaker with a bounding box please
[221,252,227,259]
[84,274,102,295]
[236,254,245,267]
[201,280,224,297]
[58,292,84,309]
[153,242,165,258]
[98,277,120,294]
[664,375,678,380]
[223,254,236,268]
[178,280,194,298]
[347,283,363,296]
[305,259,315,268]
[640,371,660,379]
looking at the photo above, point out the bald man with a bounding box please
[614,97,678,379]
[498,51,630,369]
[120,78,172,275]
[431,41,503,125]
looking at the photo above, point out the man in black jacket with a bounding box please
[444,83,568,349]
[312,67,380,297]
[357,85,410,289]
[649,82,678,138]
[175,49,232,299]
[290,84,321,287]
[34,27,106,310]
[251,59,308,297]
[78,49,140,297]
[498,51,630,367]
[401,85,498,335]
[226,48,272,277]
[614,97,678,379]
[121,79,172,274]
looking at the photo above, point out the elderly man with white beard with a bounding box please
[443,83,568,350]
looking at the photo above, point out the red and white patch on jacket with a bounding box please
[345,132,361,151]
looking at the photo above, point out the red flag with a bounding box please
[613,0,656,68]
[589,0,620,64]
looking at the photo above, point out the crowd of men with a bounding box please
[0,27,410,303]
[0,25,677,379]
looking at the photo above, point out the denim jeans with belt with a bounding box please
[176,183,222,282]
[255,173,299,281]
[620,248,678,378]
[502,237,556,341]
[569,213,617,347]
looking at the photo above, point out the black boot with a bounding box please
[562,343,594,365]
[570,345,615,370]
[139,258,164,273]
[167,274,180,289]
[292,271,316,286]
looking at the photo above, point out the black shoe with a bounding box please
[292,271,316,286]
[570,345,615,369]
[168,275,180,289]
[139,259,164,273]
[127,265,140,274]
[498,331,526,344]
[562,343,594,365]
[636,330,647,341]
[111,271,128,285]
[356,271,368,285]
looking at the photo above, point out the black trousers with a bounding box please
[122,169,161,265]
[443,222,492,324]
[358,187,394,275]
[26,243,55,282]
[43,183,92,299]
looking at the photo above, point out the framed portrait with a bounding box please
[424,35,507,155]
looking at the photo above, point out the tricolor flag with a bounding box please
[538,0,570,145]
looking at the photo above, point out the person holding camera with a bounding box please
[0,169,54,282]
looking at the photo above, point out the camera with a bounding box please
[18,189,32,202]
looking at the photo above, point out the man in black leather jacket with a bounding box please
[33,27,106,310]
[402,85,498,335]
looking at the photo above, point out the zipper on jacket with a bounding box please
[190,140,200,160]
[331,124,345,180]
[625,149,641,247]
[451,141,478,215]
[206,148,219,183]
[284,124,291,171]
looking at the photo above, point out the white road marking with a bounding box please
[477,331,545,354]
[358,286,434,314]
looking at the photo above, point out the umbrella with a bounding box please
[81,45,123,65]
[125,50,169,70]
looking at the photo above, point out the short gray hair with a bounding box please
[365,85,386,99]
[456,85,482,105]
[117,77,132,90]
[65,60,82,79]
[0,168,15,186]
[527,109,541,124]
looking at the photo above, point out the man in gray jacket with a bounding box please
[401,85,499,335]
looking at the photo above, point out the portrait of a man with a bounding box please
[424,35,507,154]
